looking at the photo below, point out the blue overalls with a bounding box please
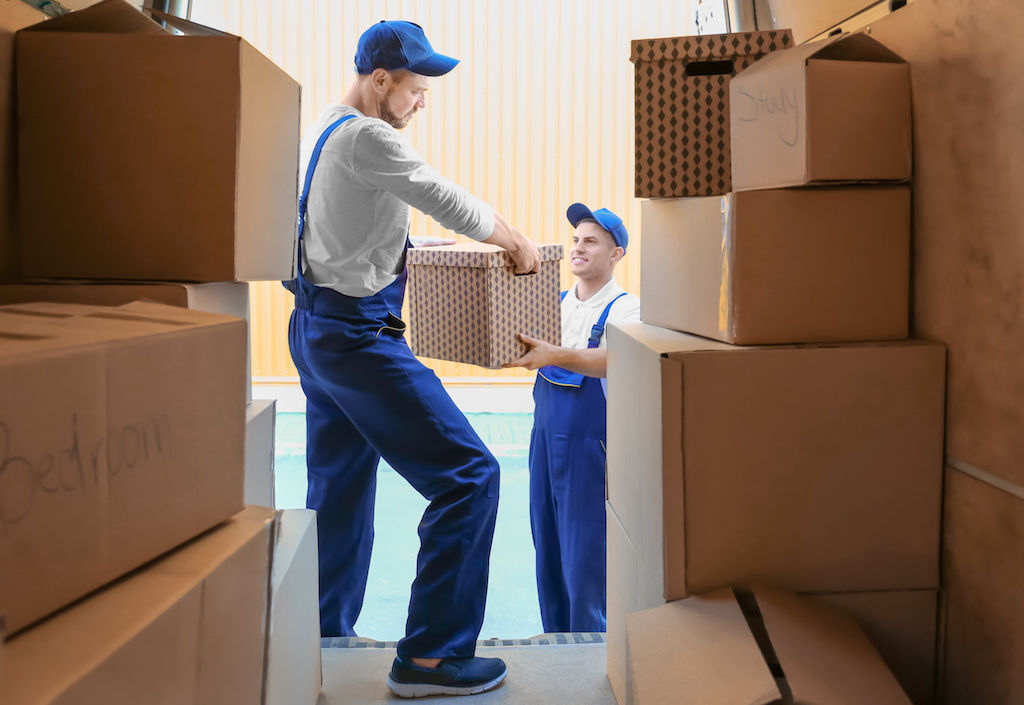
[529,290,626,633]
[287,115,500,659]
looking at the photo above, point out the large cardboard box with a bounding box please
[0,506,276,705]
[15,0,300,281]
[0,1,44,280]
[406,242,562,368]
[0,279,253,400]
[606,322,944,599]
[245,398,276,508]
[265,509,322,705]
[730,32,911,191]
[608,504,938,705]
[0,300,246,634]
[624,587,912,705]
[630,30,793,198]
[641,186,910,344]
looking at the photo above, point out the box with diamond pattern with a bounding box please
[406,242,563,369]
[630,29,793,198]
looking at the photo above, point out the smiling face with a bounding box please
[378,69,428,129]
[570,220,624,282]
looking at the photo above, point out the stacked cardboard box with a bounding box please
[0,1,316,701]
[614,30,941,705]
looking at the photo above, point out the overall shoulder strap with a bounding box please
[298,114,357,238]
[560,290,568,302]
[587,292,629,348]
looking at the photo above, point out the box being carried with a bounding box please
[730,32,911,191]
[630,29,793,198]
[406,242,562,369]
[0,300,246,635]
[14,0,300,281]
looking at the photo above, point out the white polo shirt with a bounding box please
[561,277,641,350]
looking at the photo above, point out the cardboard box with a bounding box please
[624,587,912,705]
[0,300,246,634]
[0,1,44,280]
[266,509,322,705]
[630,30,793,198]
[608,501,939,705]
[406,242,563,368]
[606,321,945,599]
[730,32,911,191]
[0,280,253,400]
[809,590,938,705]
[641,186,910,344]
[0,506,276,705]
[245,399,276,508]
[15,0,300,281]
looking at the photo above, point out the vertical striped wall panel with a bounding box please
[189,0,705,380]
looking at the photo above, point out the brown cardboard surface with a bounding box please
[15,0,299,282]
[942,468,1024,705]
[625,590,778,705]
[641,187,910,344]
[406,243,562,368]
[730,32,911,191]
[807,590,938,705]
[0,280,253,400]
[607,321,945,600]
[630,30,793,198]
[0,506,275,705]
[0,0,43,280]
[0,300,246,634]
[867,2,1024,488]
[756,586,913,705]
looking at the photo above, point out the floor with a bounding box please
[317,637,615,705]
[271,391,546,640]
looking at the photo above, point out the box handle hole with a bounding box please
[684,59,734,77]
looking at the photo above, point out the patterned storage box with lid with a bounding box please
[630,29,793,198]
[406,242,562,369]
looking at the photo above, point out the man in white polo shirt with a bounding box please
[505,203,640,633]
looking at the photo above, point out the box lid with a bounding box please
[735,31,904,79]
[630,30,792,64]
[19,0,235,39]
[406,242,563,268]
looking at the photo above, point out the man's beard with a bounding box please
[380,93,415,129]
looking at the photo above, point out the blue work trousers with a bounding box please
[288,271,499,659]
[529,375,607,633]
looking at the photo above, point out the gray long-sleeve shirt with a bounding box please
[299,105,496,297]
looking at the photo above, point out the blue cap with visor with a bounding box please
[566,203,629,251]
[354,21,459,77]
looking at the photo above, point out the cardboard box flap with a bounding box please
[754,587,913,705]
[20,0,167,35]
[737,31,903,79]
[630,30,792,64]
[406,242,563,268]
[626,589,781,705]
[808,32,904,63]
[145,7,232,37]
[614,321,736,357]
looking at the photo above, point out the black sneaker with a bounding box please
[386,655,508,698]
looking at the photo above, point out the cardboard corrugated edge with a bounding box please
[245,399,277,508]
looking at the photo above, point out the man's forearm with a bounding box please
[548,347,607,378]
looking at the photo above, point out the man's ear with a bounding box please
[611,246,625,264]
[371,68,390,92]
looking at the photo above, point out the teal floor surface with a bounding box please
[274,411,544,641]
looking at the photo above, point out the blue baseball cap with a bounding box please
[566,203,629,251]
[354,21,459,77]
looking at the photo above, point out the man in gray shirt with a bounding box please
[288,20,540,698]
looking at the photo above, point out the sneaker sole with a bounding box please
[386,668,507,698]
